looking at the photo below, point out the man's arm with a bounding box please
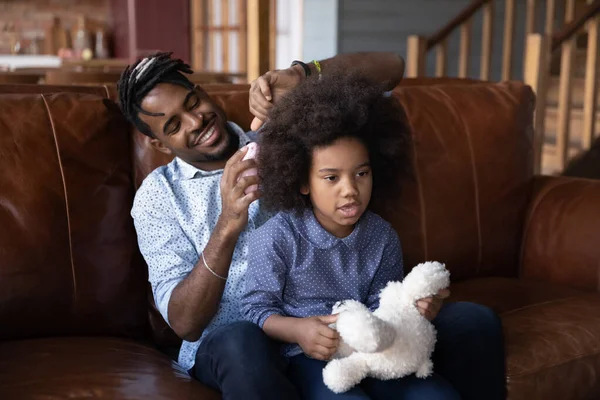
[170,147,260,341]
[166,217,238,342]
[249,52,405,128]
[309,52,405,88]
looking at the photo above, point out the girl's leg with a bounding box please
[361,374,461,400]
[287,354,371,400]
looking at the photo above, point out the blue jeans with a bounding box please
[191,302,506,400]
[288,354,460,400]
[191,321,299,400]
[432,302,506,400]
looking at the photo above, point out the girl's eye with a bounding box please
[325,176,337,182]
[357,170,370,177]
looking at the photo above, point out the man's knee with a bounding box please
[416,384,461,400]
[462,302,501,328]
[435,301,504,361]
[202,321,276,363]
[438,302,502,334]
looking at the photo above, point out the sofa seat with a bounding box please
[453,277,600,399]
[0,337,219,400]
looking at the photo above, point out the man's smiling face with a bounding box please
[139,83,237,166]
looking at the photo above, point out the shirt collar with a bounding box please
[173,122,252,180]
[295,209,373,250]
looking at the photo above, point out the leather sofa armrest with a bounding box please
[520,175,600,291]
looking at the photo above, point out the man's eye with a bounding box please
[189,98,200,110]
[170,121,181,134]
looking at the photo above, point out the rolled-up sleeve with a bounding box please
[366,227,404,310]
[241,217,289,328]
[131,179,197,327]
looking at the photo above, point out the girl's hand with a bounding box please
[295,315,340,361]
[416,288,451,321]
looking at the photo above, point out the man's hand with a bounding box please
[416,288,451,321]
[218,146,261,235]
[249,65,305,130]
[295,315,340,361]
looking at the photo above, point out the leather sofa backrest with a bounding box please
[0,92,148,340]
[0,79,535,345]
[131,80,535,281]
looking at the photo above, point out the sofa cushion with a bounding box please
[372,82,534,281]
[452,277,600,400]
[0,93,148,340]
[450,277,583,314]
[0,337,219,400]
[0,83,112,98]
[503,293,600,400]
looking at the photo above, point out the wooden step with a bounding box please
[542,145,583,175]
[551,47,600,79]
[545,76,598,108]
[541,105,600,174]
[543,105,600,146]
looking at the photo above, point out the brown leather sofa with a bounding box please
[1,79,600,400]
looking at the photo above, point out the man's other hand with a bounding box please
[249,65,305,130]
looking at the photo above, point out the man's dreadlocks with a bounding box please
[117,52,194,137]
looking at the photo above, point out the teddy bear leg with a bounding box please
[415,359,434,378]
[323,356,369,394]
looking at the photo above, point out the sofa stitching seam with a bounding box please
[402,91,428,260]
[499,294,584,316]
[434,88,482,271]
[509,349,600,378]
[40,94,77,298]
[518,179,579,277]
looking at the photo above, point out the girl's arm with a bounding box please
[240,221,289,328]
[263,314,339,361]
[240,217,339,360]
[366,227,404,311]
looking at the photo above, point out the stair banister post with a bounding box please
[407,35,427,78]
[524,33,551,174]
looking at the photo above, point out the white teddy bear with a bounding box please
[322,261,450,393]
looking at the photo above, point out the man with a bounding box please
[118,52,506,399]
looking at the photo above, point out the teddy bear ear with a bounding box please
[379,280,403,301]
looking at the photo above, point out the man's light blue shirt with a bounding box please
[131,123,271,371]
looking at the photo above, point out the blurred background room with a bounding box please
[0,0,599,175]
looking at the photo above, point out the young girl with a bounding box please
[241,73,460,400]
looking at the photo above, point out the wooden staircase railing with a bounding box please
[408,0,600,175]
[407,0,564,81]
[526,0,600,173]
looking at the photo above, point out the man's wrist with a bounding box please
[307,61,320,77]
[290,64,307,82]
[215,215,242,244]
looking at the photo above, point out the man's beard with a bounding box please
[202,125,240,162]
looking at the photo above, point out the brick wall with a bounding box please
[0,0,111,55]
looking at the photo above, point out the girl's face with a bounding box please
[301,137,373,238]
